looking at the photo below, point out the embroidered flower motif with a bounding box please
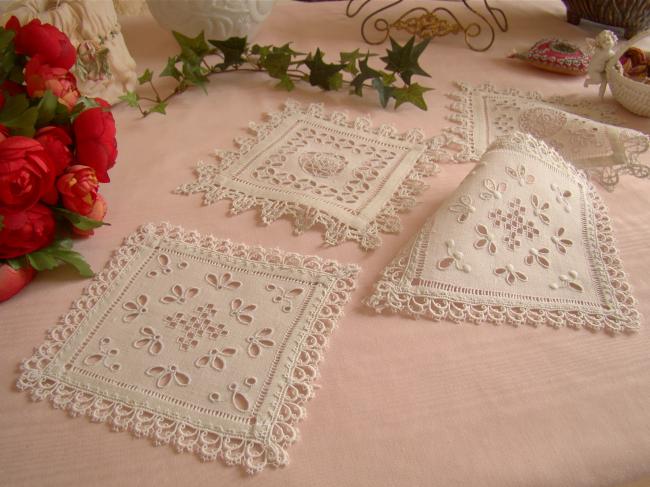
[228,377,257,412]
[298,151,347,178]
[530,194,551,225]
[83,337,121,372]
[229,299,257,325]
[265,284,304,313]
[505,164,535,186]
[550,270,584,292]
[146,253,188,278]
[194,347,237,371]
[479,178,507,200]
[160,284,200,304]
[519,106,568,139]
[494,264,528,285]
[145,364,191,389]
[132,326,164,355]
[551,227,573,254]
[448,194,476,223]
[205,272,242,291]
[474,224,497,255]
[246,328,276,358]
[122,294,148,323]
[550,183,572,213]
[524,247,551,268]
[488,198,540,251]
[437,240,472,273]
[164,304,228,352]
[208,392,223,403]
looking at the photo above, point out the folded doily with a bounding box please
[175,100,441,250]
[17,223,358,474]
[443,82,650,190]
[367,132,640,333]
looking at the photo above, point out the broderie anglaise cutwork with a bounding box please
[17,223,359,474]
[367,132,641,333]
[175,100,442,250]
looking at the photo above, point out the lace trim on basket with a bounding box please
[441,81,650,166]
[366,133,641,333]
[174,100,442,250]
[16,222,359,474]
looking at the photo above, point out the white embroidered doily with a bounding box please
[175,100,441,250]
[367,132,641,333]
[17,223,359,474]
[443,82,650,190]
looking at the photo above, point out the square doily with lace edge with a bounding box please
[175,100,442,250]
[17,223,358,474]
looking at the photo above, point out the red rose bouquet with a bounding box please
[0,17,117,301]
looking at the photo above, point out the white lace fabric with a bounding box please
[175,100,441,250]
[443,82,650,187]
[367,132,641,333]
[17,223,359,474]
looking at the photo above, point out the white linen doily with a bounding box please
[367,132,641,333]
[17,223,359,474]
[442,82,650,190]
[175,100,441,250]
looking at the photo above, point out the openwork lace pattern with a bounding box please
[367,132,641,333]
[175,100,441,250]
[441,82,650,190]
[16,223,359,474]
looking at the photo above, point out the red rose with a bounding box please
[73,104,117,183]
[56,165,98,215]
[73,193,107,237]
[13,18,75,70]
[35,126,72,175]
[0,204,55,259]
[25,56,79,109]
[0,264,36,302]
[0,136,57,210]
[1,79,26,96]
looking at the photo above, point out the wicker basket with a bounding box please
[606,30,650,117]
[561,0,650,39]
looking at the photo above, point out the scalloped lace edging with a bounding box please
[174,99,443,250]
[16,222,359,474]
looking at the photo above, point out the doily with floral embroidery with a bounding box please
[442,82,650,190]
[367,132,641,333]
[174,100,441,250]
[16,223,358,474]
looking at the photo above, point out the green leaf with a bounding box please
[380,36,430,85]
[339,49,375,75]
[0,95,38,135]
[53,207,109,231]
[392,83,431,110]
[26,239,94,277]
[328,72,343,91]
[36,90,59,126]
[372,77,394,108]
[137,68,153,85]
[172,30,211,63]
[6,258,25,270]
[276,75,295,91]
[149,101,167,115]
[209,36,247,69]
[0,28,16,84]
[350,55,381,96]
[160,56,182,80]
[118,90,140,108]
[304,49,344,91]
[260,48,291,79]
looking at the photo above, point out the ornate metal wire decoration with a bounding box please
[345,0,509,52]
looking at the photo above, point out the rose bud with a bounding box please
[56,165,98,215]
[25,55,79,109]
[0,264,36,302]
[35,126,73,175]
[73,104,117,183]
[0,204,55,259]
[13,18,76,70]
[73,193,107,237]
[0,136,57,211]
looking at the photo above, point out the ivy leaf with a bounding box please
[118,90,140,108]
[0,94,38,136]
[149,101,167,115]
[26,239,94,277]
[276,75,294,91]
[372,77,394,108]
[53,207,109,231]
[304,49,344,91]
[137,68,153,85]
[340,49,375,75]
[380,36,430,85]
[209,36,247,69]
[0,27,15,84]
[173,30,211,63]
[6,257,25,270]
[350,55,381,96]
[392,83,431,110]
[160,56,182,80]
[36,89,59,126]
[328,72,343,91]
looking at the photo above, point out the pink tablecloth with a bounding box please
[2,2,649,486]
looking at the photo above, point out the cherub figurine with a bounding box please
[585,30,618,99]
